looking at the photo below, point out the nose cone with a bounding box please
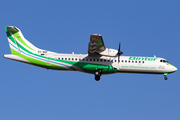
[167,63,177,73]
[173,66,177,71]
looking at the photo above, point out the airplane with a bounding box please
[4,26,177,81]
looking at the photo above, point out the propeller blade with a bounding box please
[117,42,123,63]
[118,55,120,63]
[118,43,120,53]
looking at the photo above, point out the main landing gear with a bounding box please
[94,69,102,81]
[164,73,168,80]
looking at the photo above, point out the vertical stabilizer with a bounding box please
[5,26,40,55]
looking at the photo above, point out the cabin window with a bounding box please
[90,59,92,61]
[82,59,85,61]
[62,58,64,60]
[115,60,117,62]
[129,61,130,63]
[100,59,103,62]
[132,61,134,63]
[68,58,70,60]
[135,61,137,63]
[139,61,141,63]
[58,58,60,60]
[75,58,77,61]
[72,58,74,61]
[65,58,67,60]
[122,60,123,62]
[104,59,106,62]
[125,60,127,63]
[142,61,144,63]
[93,59,96,61]
[86,59,88,61]
[97,59,99,62]
[108,60,110,62]
[79,58,81,61]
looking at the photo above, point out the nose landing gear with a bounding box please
[164,73,168,80]
[164,76,168,80]
[94,69,102,81]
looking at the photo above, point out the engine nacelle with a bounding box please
[98,48,118,57]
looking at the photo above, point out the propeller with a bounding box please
[117,42,123,63]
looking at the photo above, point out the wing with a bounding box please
[88,34,106,56]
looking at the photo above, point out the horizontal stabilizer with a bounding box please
[3,54,30,64]
[6,26,19,32]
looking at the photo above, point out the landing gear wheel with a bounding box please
[164,76,168,80]
[94,69,102,81]
[95,76,100,81]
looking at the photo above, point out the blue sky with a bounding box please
[1,0,180,120]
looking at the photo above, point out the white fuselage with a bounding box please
[41,52,177,74]
[4,51,177,75]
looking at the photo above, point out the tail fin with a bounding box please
[5,26,40,55]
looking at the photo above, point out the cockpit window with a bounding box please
[160,59,169,63]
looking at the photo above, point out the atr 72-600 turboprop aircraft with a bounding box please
[4,26,177,81]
